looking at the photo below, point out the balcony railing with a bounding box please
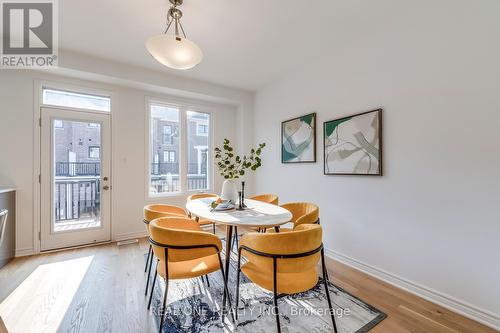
[150,174,208,193]
[54,178,100,222]
[56,162,100,176]
[53,162,209,222]
[151,163,207,175]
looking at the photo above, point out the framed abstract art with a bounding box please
[281,112,316,163]
[323,109,382,175]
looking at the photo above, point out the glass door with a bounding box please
[40,107,111,251]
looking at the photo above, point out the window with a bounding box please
[42,88,111,112]
[197,123,209,136]
[148,101,211,196]
[163,150,176,162]
[187,111,210,190]
[162,125,173,144]
[89,146,100,159]
[88,123,99,128]
[54,120,63,128]
[149,103,180,195]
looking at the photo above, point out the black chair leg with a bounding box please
[159,277,169,333]
[159,248,169,333]
[212,223,216,234]
[321,249,338,333]
[148,260,159,309]
[235,250,242,320]
[145,244,152,272]
[145,251,155,295]
[273,257,281,333]
[205,275,210,288]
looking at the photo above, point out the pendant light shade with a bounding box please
[146,0,203,70]
[146,35,203,70]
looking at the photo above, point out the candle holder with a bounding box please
[241,181,247,208]
[236,191,245,210]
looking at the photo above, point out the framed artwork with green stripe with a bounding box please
[281,112,316,163]
[323,109,382,175]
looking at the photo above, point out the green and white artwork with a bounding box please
[281,113,316,163]
[324,109,382,175]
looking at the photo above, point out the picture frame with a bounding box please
[323,109,382,175]
[281,112,317,163]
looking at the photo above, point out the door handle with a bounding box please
[103,185,110,190]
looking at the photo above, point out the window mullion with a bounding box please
[179,107,188,193]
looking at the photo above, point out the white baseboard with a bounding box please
[325,248,500,331]
[15,247,35,257]
[113,230,147,242]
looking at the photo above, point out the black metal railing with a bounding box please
[150,175,208,193]
[54,178,100,222]
[151,163,207,175]
[56,162,100,176]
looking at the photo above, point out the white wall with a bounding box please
[253,0,500,328]
[0,53,253,256]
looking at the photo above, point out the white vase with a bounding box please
[221,179,238,203]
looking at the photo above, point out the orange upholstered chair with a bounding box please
[143,204,189,294]
[250,194,279,205]
[148,217,234,332]
[278,202,319,231]
[187,193,219,234]
[235,224,337,333]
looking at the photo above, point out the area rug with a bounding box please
[147,244,386,333]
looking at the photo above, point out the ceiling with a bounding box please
[60,0,486,91]
[60,0,396,91]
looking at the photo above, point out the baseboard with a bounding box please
[15,247,35,257]
[325,248,500,331]
[113,230,148,242]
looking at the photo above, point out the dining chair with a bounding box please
[187,193,219,234]
[250,194,279,205]
[235,224,337,333]
[278,202,319,231]
[148,217,234,332]
[249,194,279,232]
[143,204,188,296]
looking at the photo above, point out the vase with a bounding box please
[221,179,238,203]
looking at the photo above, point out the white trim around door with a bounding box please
[40,107,111,251]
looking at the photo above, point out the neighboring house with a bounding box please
[150,113,209,176]
[55,115,209,177]
[54,120,101,176]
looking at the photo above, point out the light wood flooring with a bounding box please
[0,232,497,333]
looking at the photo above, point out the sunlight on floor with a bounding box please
[0,256,94,333]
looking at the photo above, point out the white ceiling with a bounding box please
[60,0,396,91]
[60,0,493,91]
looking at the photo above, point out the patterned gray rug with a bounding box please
[147,244,386,333]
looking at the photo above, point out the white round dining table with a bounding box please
[186,197,292,314]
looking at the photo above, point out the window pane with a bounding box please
[150,104,180,195]
[42,88,111,112]
[53,120,101,232]
[187,111,210,191]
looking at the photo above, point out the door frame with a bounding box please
[32,80,114,254]
[39,107,111,251]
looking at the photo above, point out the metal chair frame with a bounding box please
[147,238,235,333]
[235,241,338,333]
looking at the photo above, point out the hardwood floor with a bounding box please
[0,234,497,333]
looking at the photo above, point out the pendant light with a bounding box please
[146,0,203,70]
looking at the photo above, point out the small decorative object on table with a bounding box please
[237,191,244,210]
[215,138,266,203]
[210,200,235,212]
[240,181,247,208]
